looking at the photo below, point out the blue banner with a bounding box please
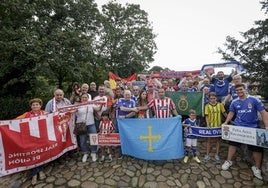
[187,127,222,137]
[117,116,184,160]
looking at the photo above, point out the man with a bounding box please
[94,85,112,132]
[45,89,71,113]
[45,89,73,163]
[206,70,234,102]
[104,80,114,99]
[148,88,178,118]
[147,82,158,103]
[116,89,137,159]
[89,82,99,99]
[221,83,268,180]
[131,86,140,103]
[117,90,136,118]
[200,78,215,92]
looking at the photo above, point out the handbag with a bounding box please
[74,106,88,135]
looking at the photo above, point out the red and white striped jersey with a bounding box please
[148,97,176,118]
[99,120,115,134]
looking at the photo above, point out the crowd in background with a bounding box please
[20,69,268,184]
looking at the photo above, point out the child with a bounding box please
[182,109,201,163]
[203,92,227,163]
[16,98,47,185]
[98,111,115,163]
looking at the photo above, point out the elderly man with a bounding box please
[117,90,136,119]
[45,89,71,113]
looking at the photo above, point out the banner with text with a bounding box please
[0,112,77,177]
[89,133,120,146]
[222,125,268,148]
[186,127,222,137]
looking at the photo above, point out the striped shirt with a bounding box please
[148,97,176,118]
[205,102,226,127]
[99,120,115,134]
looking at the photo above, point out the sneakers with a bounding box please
[117,153,123,160]
[99,156,105,164]
[202,155,210,163]
[222,160,232,170]
[251,166,263,180]
[106,155,113,163]
[215,155,221,164]
[39,171,46,180]
[193,156,201,163]
[82,154,88,163]
[183,156,189,163]
[91,153,97,162]
[31,175,37,185]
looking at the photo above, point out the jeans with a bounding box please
[31,166,44,176]
[79,123,97,153]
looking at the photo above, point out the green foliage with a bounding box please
[96,2,157,78]
[0,0,157,119]
[217,0,268,99]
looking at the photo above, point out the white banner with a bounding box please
[222,125,268,148]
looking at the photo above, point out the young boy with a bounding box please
[182,109,201,163]
[98,111,115,163]
[203,92,227,163]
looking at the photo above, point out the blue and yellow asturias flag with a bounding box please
[117,116,184,160]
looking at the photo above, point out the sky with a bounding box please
[97,0,266,71]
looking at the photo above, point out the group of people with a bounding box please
[18,70,268,184]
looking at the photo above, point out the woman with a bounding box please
[136,89,151,118]
[16,98,46,185]
[70,82,81,104]
[75,93,101,163]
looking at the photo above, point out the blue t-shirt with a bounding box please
[229,84,248,101]
[212,75,232,97]
[117,98,136,117]
[200,84,215,93]
[230,96,265,128]
[183,118,199,139]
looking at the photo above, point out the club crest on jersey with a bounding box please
[248,102,252,109]
[178,95,188,111]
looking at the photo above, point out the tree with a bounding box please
[96,1,157,78]
[33,0,101,88]
[149,66,164,73]
[217,0,268,99]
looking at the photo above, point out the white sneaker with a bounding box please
[91,153,97,162]
[82,154,88,162]
[251,166,263,180]
[222,160,232,170]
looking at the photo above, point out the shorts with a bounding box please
[185,138,197,147]
[228,141,263,153]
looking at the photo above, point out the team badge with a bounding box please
[178,95,188,111]
[222,126,230,139]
